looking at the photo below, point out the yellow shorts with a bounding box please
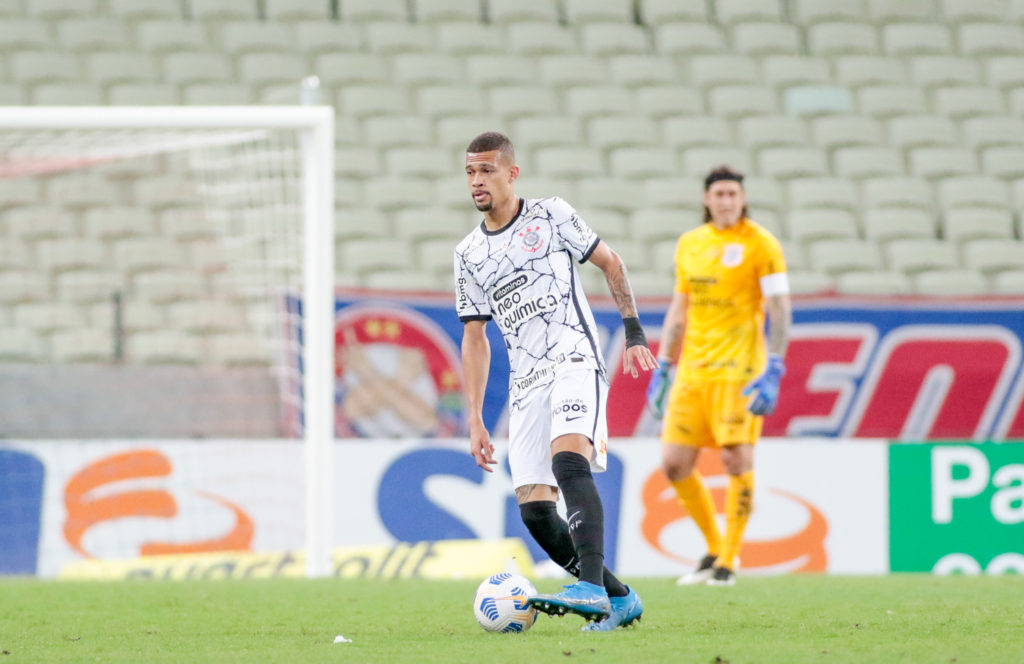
[661,379,762,448]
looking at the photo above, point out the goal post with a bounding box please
[0,107,335,578]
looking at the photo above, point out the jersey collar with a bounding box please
[479,198,524,236]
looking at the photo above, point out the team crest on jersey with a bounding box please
[519,226,544,253]
[722,243,745,267]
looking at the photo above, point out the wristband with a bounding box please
[622,316,648,349]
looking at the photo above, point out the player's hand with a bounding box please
[622,344,659,379]
[743,354,786,415]
[646,362,672,419]
[469,420,497,472]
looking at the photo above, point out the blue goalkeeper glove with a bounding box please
[646,362,672,419]
[743,354,785,416]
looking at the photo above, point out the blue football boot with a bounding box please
[528,581,611,621]
[581,586,643,632]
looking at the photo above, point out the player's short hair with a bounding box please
[702,164,748,223]
[466,132,515,165]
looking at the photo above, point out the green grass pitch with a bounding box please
[1,575,1021,663]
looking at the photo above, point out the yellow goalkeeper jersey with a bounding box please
[673,218,786,381]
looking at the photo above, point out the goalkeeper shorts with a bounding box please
[661,379,762,448]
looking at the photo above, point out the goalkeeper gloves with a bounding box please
[646,362,672,419]
[743,354,785,416]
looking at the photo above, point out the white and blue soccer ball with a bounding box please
[473,572,538,633]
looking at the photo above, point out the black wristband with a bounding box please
[622,316,647,349]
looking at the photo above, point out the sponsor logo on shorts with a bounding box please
[553,399,589,422]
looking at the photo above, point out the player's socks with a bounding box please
[671,471,722,556]
[552,451,606,588]
[519,501,627,597]
[718,471,754,570]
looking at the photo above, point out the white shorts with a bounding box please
[507,366,609,490]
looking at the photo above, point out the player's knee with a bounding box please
[519,500,558,534]
[551,450,592,483]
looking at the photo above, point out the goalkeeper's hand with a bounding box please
[646,362,672,419]
[743,354,785,415]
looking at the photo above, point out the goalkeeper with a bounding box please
[646,165,791,587]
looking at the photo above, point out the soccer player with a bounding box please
[646,165,791,587]
[455,132,657,630]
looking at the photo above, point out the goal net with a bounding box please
[0,107,335,578]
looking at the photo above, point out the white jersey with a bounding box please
[454,197,607,409]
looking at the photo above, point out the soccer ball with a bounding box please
[473,572,538,633]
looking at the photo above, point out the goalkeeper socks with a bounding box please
[671,471,723,557]
[551,451,606,588]
[719,471,755,570]
[519,501,627,598]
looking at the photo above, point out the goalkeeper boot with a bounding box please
[675,554,718,586]
[528,581,611,621]
[706,566,736,587]
[581,587,643,632]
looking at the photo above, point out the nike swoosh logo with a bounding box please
[566,416,585,421]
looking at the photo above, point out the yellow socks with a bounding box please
[671,471,722,557]
[718,471,754,571]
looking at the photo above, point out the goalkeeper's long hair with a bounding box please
[702,164,748,223]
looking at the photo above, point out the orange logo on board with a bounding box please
[63,450,254,558]
[640,454,828,572]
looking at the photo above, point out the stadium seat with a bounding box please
[412,0,482,22]
[1011,89,1024,116]
[11,52,80,84]
[635,85,704,117]
[662,116,733,148]
[866,0,935,23]
[294,22,362,54]
[127,331,201,365]
[27,0,96,18]
[0,19,50,50]
[833,146,905,179]
[237,53,307,89]
[942,0,1004,21]
[862,208,936,242]
[913,269,989,296]
[638,0,708,24]
[5,207,75,240]
[364,115,433,148]
[858,86,927,116]
[834,56,908,90]
[715,0,783,24]
[534,147,605,178]
[337,84,406,117]
[579,23,649,56]
[50,329,114,363]
[707,85,780,118]
[882,23,952,56]
[465,54,537,86]
[365,22,432,53]
[986,57,1024,91]
[743,176,785,213]
[88,301,164,333]
[36,238,107,273]
[514,176,575,202]
[32,83,102,105]
[643,177,702,209]
[564,85,635,117]
[885,238,959,274]
[588,116,658,149]
[416,85,486,118]
[653,23,727,55]
[565,0,633,24]
[609,147,677,179]
[487,0,559,23]
[962,239,1024,274]
[629,208,694,243]
[908,147,978,179]
[737,115,808,149]
[576,207,629,239]
[163,52,233,85]
[436,23,506,54]
[909,56,980,88]
[787,178,858,211]
[113,238,185,275]
[55,19,130,51]
[732,22,801,56]
[937,176,1011,209]
[362,177,434,210]
[190,0,256,20]
[608,55,678,87]
[682,146,752,177]
[166,301,246,333]
[109,0,180,19]
[933,86,1005,119]
[785,208,860,242]
[339,238,416,274]
[391,53,462,86]
[489,85,560,118]
[627,270,675,297]
[385,146,452,177]
[87,52,159,86]
[264,0,328,20]
[340,0,408,22]
[958,23,1024,57]
[751,209,783,237]
[941,208,1015,243]
[836,270,913,295]
[981,147,1024,179]
[506,23,578,55]
[136,20,208,52]
[782,86,856,116]
[183,83,250,104]
[791,0,863,25]
[576,177,645,212]
[812,115,884,149]
[779,239,808,271]
[962,117,1024,151]
[807,22,879,56]
[992,270,1024,294]
[887,115,958,149]
[538,55,608,86]
[687,55,760,88]
[807,239,885,274]
[862,177,934,210]
[364,270,448,291]
[788,270,835,294]
[761,56,831,89]
[513,115,584,149]
[83,207,156,240]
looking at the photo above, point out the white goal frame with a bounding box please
[0,107,336,577]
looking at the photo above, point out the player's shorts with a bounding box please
[507,366,609,490]
[661,379,762,448]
